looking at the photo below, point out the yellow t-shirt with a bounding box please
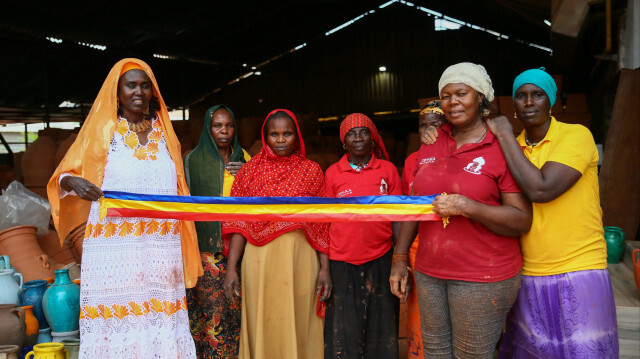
[517,117,607,276]
[222,149,251,196]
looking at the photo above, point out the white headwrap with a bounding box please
[438,62,495,105]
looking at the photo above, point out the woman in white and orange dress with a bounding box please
[48,58,201,358]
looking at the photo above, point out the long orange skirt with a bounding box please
[407,236,423,359]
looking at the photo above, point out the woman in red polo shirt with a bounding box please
[390,62,532,358]
[324,113,401,359]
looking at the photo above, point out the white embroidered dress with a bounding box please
[78,117,196,358]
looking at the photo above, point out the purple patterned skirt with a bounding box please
[499,269,619,359]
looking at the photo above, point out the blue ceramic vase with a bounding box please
[36,327,52,344]
[19,279,49,329]
[42,269,80,332]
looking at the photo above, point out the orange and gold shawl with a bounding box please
[47,58,203,288]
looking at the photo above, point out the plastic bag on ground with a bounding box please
[0,181,51,235]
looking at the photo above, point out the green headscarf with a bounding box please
[184,105,247,252]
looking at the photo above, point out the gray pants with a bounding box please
[414,270,521,359]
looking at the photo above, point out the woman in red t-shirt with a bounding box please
[324,113,401,359]
[390,63,532,358]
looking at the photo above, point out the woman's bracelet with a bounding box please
[392,253,409,263]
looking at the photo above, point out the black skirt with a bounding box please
[324,248,399,359]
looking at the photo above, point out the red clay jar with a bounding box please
[0,226,54,282]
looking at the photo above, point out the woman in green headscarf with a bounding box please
[184,104,250,358]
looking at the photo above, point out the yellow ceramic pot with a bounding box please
[25,343,68,359]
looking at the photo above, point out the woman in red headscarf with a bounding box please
[222,109,330,359]
[323,113,401,359]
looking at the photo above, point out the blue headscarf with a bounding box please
[512,67,557,107]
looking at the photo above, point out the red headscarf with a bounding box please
[339,113,389,160]
[222,109,329,254]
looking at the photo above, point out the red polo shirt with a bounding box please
[412,123,523,282]
[325,154,401,265]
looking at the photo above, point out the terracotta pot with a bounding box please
[37,231,75,267]
[54,133,77,167]
[22,135,57,188]
[65,224,85,265]
[633,249,640,299]
[0,345,20,359]
[0,304,26,350]
[20,305,39,347]
[0,226,54,282]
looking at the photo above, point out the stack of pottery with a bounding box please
[42,269,80,337]
[0,269,23,305]
[21,305,39,347]
[18,280,49,329]
[604,226,625,264]
[0,226,54,282]
[0,304,25,351]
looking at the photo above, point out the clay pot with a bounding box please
[66,224,85,264]
[37,231,75,267]
[0,269,23,305]
[22,135,57,189]
[61,263,80,282]
[36,328,52,344]
[18,280,49,329]
[0,255,10,270]
[20,305,39,347]
[604,226,625,264]
[0,304,26,350]
[54,133,77,167]
[237,117,262,149]
[0,226,53,282]
[42,269,80,333]
[51,330,79,343]
[633,249,640,299]
[0,345,20,359]
[61,339,79,359]
[24,343,68,359]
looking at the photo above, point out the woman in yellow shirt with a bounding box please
[487,68,618,358]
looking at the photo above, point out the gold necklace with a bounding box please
[128,119,152,133]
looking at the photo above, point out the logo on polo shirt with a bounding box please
[419,156,436,165]
[379,178,389,195]
[463,157,485,175]
[337,189,352,197]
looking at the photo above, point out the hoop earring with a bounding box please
[343,144,347,150]
[514,112,517,119]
